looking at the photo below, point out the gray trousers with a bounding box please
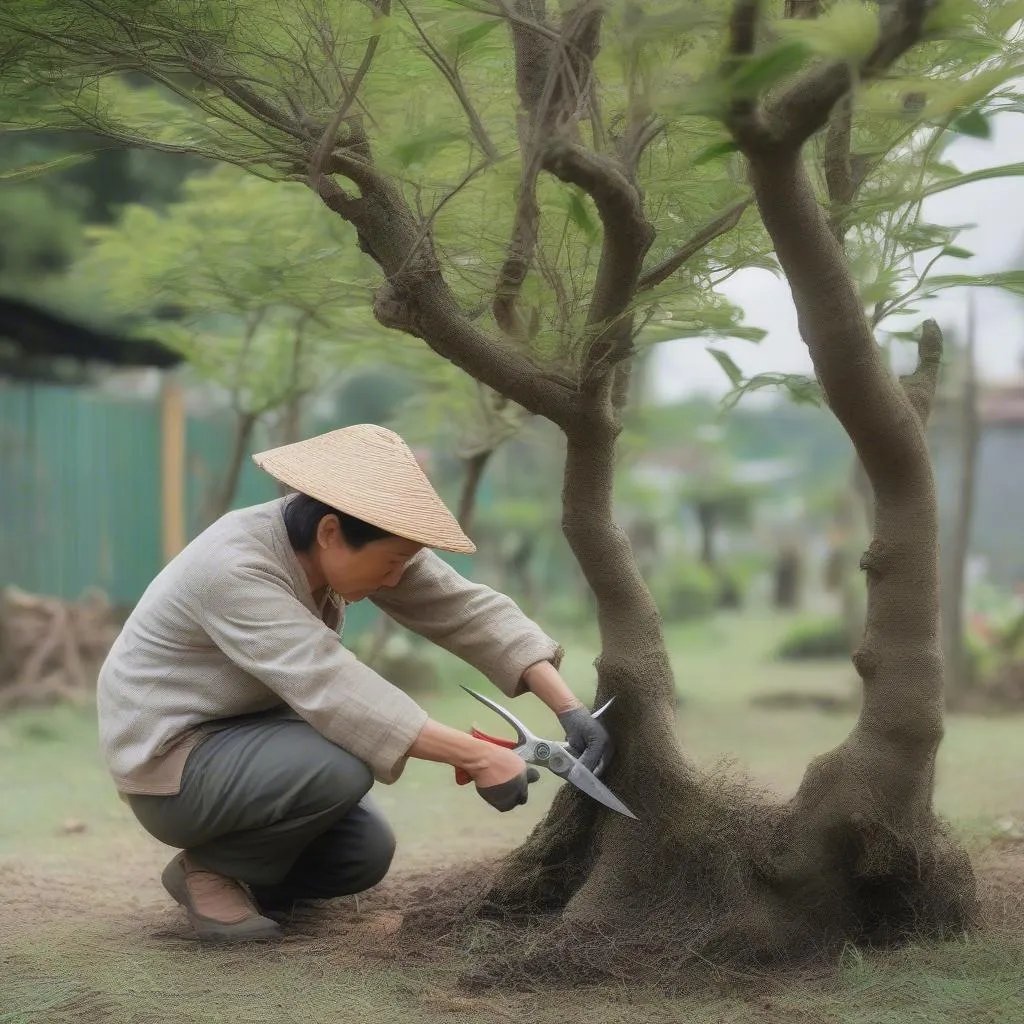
[128,718,395,909]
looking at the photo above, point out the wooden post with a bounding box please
[160,374,186,563]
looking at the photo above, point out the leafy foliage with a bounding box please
[775,616,851,661]
[68,165,400,420]
[0,0,768,379]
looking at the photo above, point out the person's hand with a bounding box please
[557,706,614,777]
[471,745,540,812]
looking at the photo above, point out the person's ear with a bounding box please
[316,514,341,551]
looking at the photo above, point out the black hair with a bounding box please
[283,492,395,552]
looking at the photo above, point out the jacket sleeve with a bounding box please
[198,564,428,784]
[370,551,564,698]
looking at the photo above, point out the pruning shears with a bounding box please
[454,685,638,820]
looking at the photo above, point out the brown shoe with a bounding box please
[161,853,282,943]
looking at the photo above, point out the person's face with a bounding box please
[312,516,423,602]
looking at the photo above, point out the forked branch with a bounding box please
[314,149,575,426]
[502,2,654,397]
[492,1,602,341]
[728,0,932,151]
[307,0,391,189]
[638,198,752,292]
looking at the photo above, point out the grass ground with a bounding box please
[2,610,1023,1023]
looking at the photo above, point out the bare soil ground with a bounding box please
[3,831,1024,1024]
[4,616,1024,1023]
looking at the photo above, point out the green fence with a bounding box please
[1,383,168,605]
[0,380,477,644]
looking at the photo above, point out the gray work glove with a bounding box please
[477,767,541,812]
[558,706,613,777]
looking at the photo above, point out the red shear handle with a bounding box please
[454,727,519,785]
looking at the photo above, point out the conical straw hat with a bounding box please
[252,424,475,554]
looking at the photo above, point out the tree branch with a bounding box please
[622,114,666,172]
[491,1,601,341]
[723,0,768,149]
[544,140,653,389]
[312,151,575,425]
[823,97,853,243]
[307,1,390,189]
[766,0,932,147]
[899,319,943,425]
[727,0,932,152]
[492,168,542,338]
[637,198,752,292]
[503,2,653,397]
[403,1,499,162]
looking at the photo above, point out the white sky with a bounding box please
[652,112,1024,402]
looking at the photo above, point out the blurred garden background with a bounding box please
[3,1,1024,1021]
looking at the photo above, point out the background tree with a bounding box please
[2,0,1019,983]
[70,165,402,518]
[940,299,980,699]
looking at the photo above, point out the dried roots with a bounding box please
[396,765,976,994]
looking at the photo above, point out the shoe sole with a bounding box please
[161,855,283,944]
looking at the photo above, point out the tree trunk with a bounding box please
[208,410,258,524]
[457,448,493,536]
[695,501,740,609]
[274,394,305,498]
[942,300,979,699]
[463,157,974,994]
[480,421,696,924]
[696,501,717,567]
[773,544,801,610]
[739,149,973,941]
[275,326,308,497]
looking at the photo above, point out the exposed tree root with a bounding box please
[397,763,976,994]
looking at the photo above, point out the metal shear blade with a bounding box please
[460,685,638,820]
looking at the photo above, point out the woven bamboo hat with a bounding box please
[252,424,476,554]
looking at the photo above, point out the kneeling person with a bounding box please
[97,424,610,942]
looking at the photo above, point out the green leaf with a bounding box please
[728,41,811,98]
[392,129,465,168]
[992,0,1024,34]
[454,19,501,55]
[776,1,880,60]
[949,108,991,139]
[923,162,1024,200]
[927,271,1024,295]
[0,152,92,182]
[693,140,739,166]
[859,275,899,306]
[721,373,823,411]
[924,0,983,35]
[565,189,598,240]
[940,245,973,260]
[662,77,730,119]
[708,348,743,386]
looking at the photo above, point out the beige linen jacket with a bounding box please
[97,498,562,796]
